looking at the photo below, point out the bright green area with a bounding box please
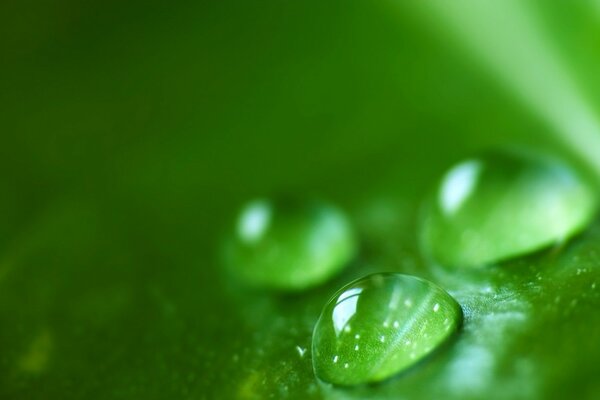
[420,148,598,268]
[312,273,461,386]
[223,198,356,290]
[2,1,600,399]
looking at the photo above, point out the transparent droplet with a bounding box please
[312,273,462,386]
[222,197,357,291]
[420,148,598,268]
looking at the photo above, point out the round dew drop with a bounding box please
[420,148,598,268]
[312,273,462,386]
[222,197,357,291]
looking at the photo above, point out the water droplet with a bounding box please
[296,346,307,358]
[421,149,597,268]
[223,197,356,290]
[312,273,462,386]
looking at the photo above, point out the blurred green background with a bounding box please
[2,1,600,399]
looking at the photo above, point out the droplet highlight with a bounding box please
[312,273,462,386]
[421,149,598,268]
[223,197,357,290]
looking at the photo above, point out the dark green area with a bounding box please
[1,1,600,399]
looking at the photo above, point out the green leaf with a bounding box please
[1,1,600,399]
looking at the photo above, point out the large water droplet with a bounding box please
[420,149,598,268]
[312,273,461,385]
[223,197,357,291]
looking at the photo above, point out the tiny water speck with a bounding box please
[296,346,307,358]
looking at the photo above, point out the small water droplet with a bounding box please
[421,148,597,268]
[223,197,357,290]
[296,346,307,358]
[312,273,462,385]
